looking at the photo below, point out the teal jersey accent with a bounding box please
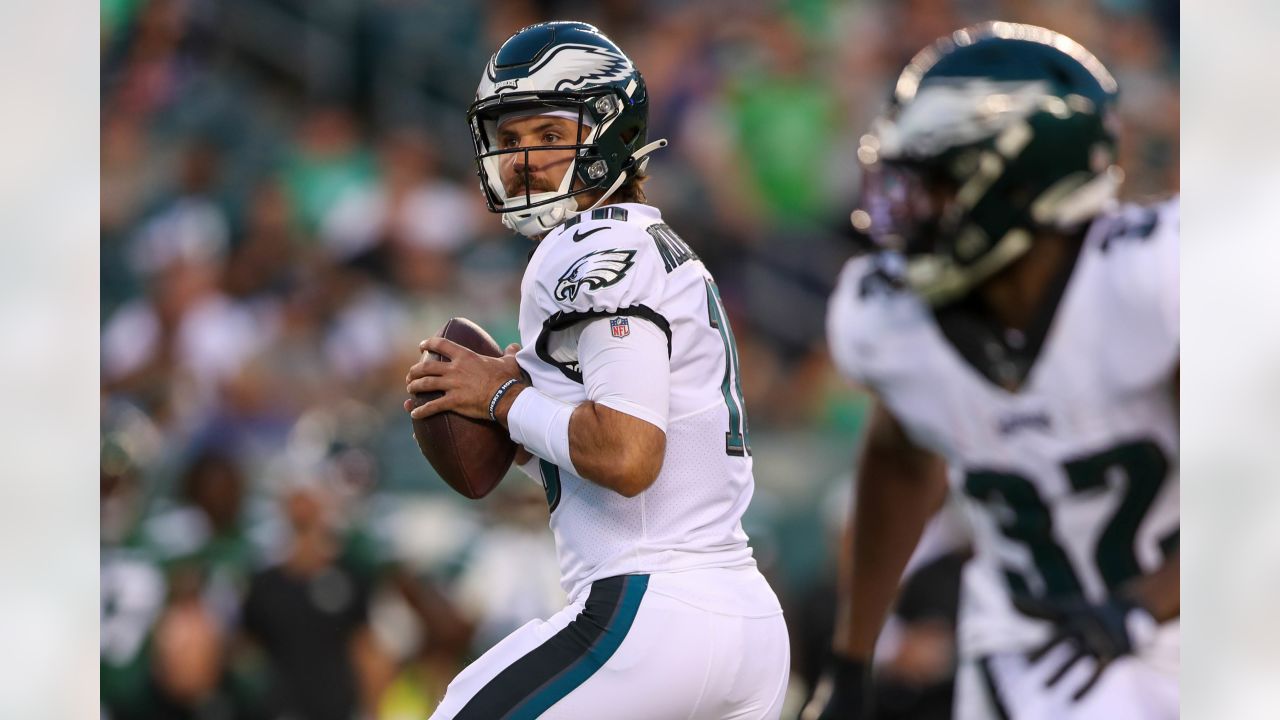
[508,575,649,720]
[704,279,751,456]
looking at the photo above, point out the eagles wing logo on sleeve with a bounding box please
[478,45,634,97]
[555,249,636,303]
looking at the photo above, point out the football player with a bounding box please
[404,21,789,719]
[805,22,1179,720]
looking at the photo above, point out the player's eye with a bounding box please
[543,132,561,144]
[500,136,519,149]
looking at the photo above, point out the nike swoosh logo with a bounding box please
[573,227,608,242]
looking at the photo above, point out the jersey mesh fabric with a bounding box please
[552,404,756,603]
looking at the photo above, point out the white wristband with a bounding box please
[506,387,578,476]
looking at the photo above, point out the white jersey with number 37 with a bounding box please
[827,199,1180,663]
[514,203,763,605]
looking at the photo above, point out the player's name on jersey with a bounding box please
[646,223,698,274]
[998,410,1052,436]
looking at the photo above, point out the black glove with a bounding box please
[1014,595,1157,701]
[799,654,872,720]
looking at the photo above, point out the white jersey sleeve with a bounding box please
[578,315,670,431]
[1153,199,1179,342]
[535,219,670,319]
[825,253,925,391]
[826,258,875,387]
[529,218,674,383]
[1089,196,1180,391]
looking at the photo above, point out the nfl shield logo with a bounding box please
[610,317,630,338]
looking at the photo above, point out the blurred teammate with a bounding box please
[404,21,788,719]
[807,23,1179,720]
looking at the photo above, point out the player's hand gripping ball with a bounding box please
[408,317,517,499]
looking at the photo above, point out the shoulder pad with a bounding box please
[1094,197,1178,254]
[1089,197,1178,334]
[537,217,666,315]
[826,253,921,387]
[1082,197,1179,382]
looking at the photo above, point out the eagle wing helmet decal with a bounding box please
[479,44,634,97]
[554,249,636,302]
[533,44,633,91]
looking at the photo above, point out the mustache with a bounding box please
[505,176,558,196]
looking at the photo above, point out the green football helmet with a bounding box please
[468,21,667,237]
[857,22,1121,305]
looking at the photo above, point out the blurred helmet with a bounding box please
[468,21,666,237]
[857,22,1121,305]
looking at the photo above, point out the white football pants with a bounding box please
[430,568,790,720]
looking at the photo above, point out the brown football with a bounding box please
[411,317,517,499]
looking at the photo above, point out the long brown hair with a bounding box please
[611,166,649,204]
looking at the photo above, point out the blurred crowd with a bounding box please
[100,0,1178,718]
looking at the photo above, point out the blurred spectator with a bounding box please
[101,403,169,720]
[240,471,380,720]
[102,0,145,45]
[726,17,840,228]
[453,485,565,655]
[128,139,229,277]
[321,129,481,286]
[318,255,412,396]
[103,139,276,431]
[144,450,259,629]
[369,565,477,720]
[224,179,300,306]
[102,109,157,250]
[283,107,376,235]
[104,0,193,117]
[149,569,227,718]
[101,243,271,429]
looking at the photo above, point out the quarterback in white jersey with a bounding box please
[405,22,787,720]
[807,23,1178,720]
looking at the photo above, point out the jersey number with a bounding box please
[705,279,751,456]
[963,439,1170,599]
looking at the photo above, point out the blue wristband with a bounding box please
[488,378,521,422]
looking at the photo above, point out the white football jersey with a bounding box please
[827,199,1180,662]
[515,203,761,604]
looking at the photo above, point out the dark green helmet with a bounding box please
[857,22,1121,304]
[468,21,666,237]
